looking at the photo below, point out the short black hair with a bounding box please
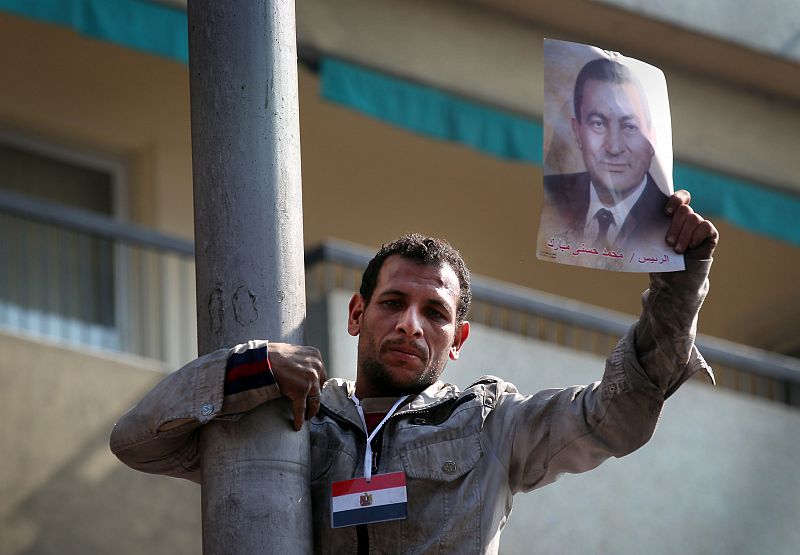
[573,58,648,125]
[359,234,472,323]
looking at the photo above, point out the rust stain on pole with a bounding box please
[208,285,224,336]
[233,285,258,326]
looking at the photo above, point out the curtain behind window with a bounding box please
[0,142,115,327]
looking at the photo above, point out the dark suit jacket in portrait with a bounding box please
[542,171,670,251]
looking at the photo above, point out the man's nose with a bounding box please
[604,126,624,155]
[396,307,423,337]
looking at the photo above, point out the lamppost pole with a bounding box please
[187,1,312,552]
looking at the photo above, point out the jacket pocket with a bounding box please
[398,434,484,553]
[401,433,482,481]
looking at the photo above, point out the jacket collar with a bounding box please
[320,378,462,428]
[401,380,460,415]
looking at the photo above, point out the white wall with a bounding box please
[0,331,201,555]
[595,0,800,61]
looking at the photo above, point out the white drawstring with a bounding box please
[351,394,408,482]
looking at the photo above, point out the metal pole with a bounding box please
[188,1,312,553]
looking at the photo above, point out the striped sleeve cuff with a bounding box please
[220,340,282,416]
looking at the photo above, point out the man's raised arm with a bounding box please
[499,189,718,493]
[634,189,719,396]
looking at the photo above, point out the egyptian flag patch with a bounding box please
[331,471,408,528]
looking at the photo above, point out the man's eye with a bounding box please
[428,309,446,320]
[589,120,605,131]
[382,300,401,307]
[622,123,639,135]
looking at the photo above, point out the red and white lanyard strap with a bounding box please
[351,394,408,482]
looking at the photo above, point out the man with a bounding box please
[543,57,669,251]
[111,193,717,554]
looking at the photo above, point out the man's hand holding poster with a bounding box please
[537,39,684,272]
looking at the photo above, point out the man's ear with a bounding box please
[347,294,365,337]
[571,117,582,150]
[449,321,470,361]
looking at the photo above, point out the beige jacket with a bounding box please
[111,259,713,554]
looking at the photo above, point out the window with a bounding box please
[0,133,126,349]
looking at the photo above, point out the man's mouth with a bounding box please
[383,341,426,361]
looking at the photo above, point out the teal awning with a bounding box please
[321,58,543,166]
[3,0,799,246]
[320,57,800,247]
[0,0,188,63]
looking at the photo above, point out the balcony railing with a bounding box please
[2,188,799,406]
[0,188,197,367]
[306,244,800,408]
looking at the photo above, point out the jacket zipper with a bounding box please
[389,392,476,422]
[320,392,479,554]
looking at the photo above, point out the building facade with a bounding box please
[1,1,799,553]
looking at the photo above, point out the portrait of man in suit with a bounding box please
[538,43,683,272]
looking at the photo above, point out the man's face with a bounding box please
[348,255,469,398]
[572,78,655,203]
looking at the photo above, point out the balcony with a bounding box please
[2,187,799,406]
